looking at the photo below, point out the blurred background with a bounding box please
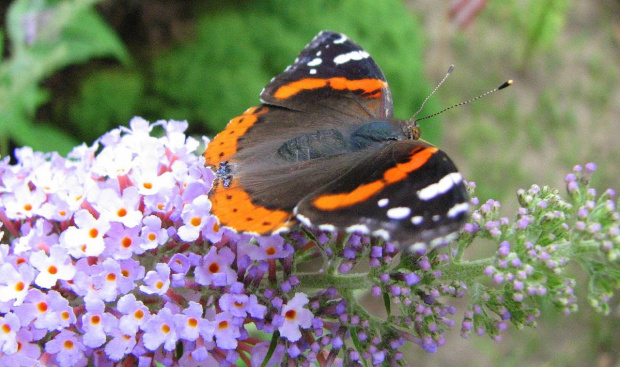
[0,0,618,365]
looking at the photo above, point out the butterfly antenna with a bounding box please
[412,65,455,119]
[416,79,513,122]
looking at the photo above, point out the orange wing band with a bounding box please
[210,179,293,235]
[204,106,268,166]
[312,147,438,211]
[274,77,387,100]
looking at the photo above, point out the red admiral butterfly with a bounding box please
[205,31,475,252]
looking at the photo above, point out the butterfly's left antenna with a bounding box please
[411,65,455,120]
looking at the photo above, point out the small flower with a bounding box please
[140,215,169,251]
[278,293,314,342]
[45,329,87,367]
[0,263,35,306]
[104,328,137,361]
[219,293,266,319]
[173,301,204,341]
[142,307,179,351]
[139,263,170,295]
[29,247,76,289]
[0,313,20,354]
[103,223,144,260]
[195,246,237,287]
[2,183,46,219]
[116,293,151,335]
[242,236,294,260]
[59,209,110,258]
[81,298,118,348]
[94,187,143,228]
[178,195,212,242]
[210,311,241,350]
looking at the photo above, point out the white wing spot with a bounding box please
[346,224,370,234]
[318,224,336,232]
[296,213,312,227]
[316,51,322,56]
[387,207,411,220]
[309,69,317,75]
[377,198,389,207]
[307,58,322,67]
[411,216,424,225]
[333,34,348,44]
[417,173,463,201]
[408,242,427,253]
[333,50,370,65]
[447,202,470,218]
[432,215,441,222]
[371,229,390,241]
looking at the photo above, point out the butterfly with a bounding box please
[204,30,471,252]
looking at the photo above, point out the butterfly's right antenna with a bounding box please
[411,65,455,120]
[416,79,513,122]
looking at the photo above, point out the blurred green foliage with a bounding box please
[0,0,129,156]
[150,0,437,140]
[2,0,440,155]
[486,0,571,68]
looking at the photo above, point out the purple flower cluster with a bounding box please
[455,164,620,339]
[0,119,325,366]
[1,117,618,366]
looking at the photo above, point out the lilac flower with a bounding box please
[139,263,171,295]
[219,293,266,319]
[278,293,314,342]
[195,246,237,287]
[59,209,110,258]
[173,302,204,341]
[0,263,34,306]
[103,223,144,259]
[140,215,169,250]
[45,329,87,367]
[242,236,294,260]
[2,183,46,219]
[95,187,143,228]
[116,294,151,335]
[13,219,58,254]
[29,247,76,289]
[178,195,212,242]
[142,307,179,351]
[0,313,20,354]
[1,329,41,363]
[104,328,138,361]
[81,298,118,348]
[15,289,75,331]
[210,311,241,350]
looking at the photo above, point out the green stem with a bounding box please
[296,272,374,290]
[438,258,495,283]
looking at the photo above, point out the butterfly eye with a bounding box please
[410,125,421,141]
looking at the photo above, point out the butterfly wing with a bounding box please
[260,30,393,118]
[294,140,470,250]
[205,31,398,235]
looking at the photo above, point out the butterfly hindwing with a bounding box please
[294,140,469,249]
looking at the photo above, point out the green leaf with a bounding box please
[382,289,391,316]
[261,330,280,367]
[12,119,79,155]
